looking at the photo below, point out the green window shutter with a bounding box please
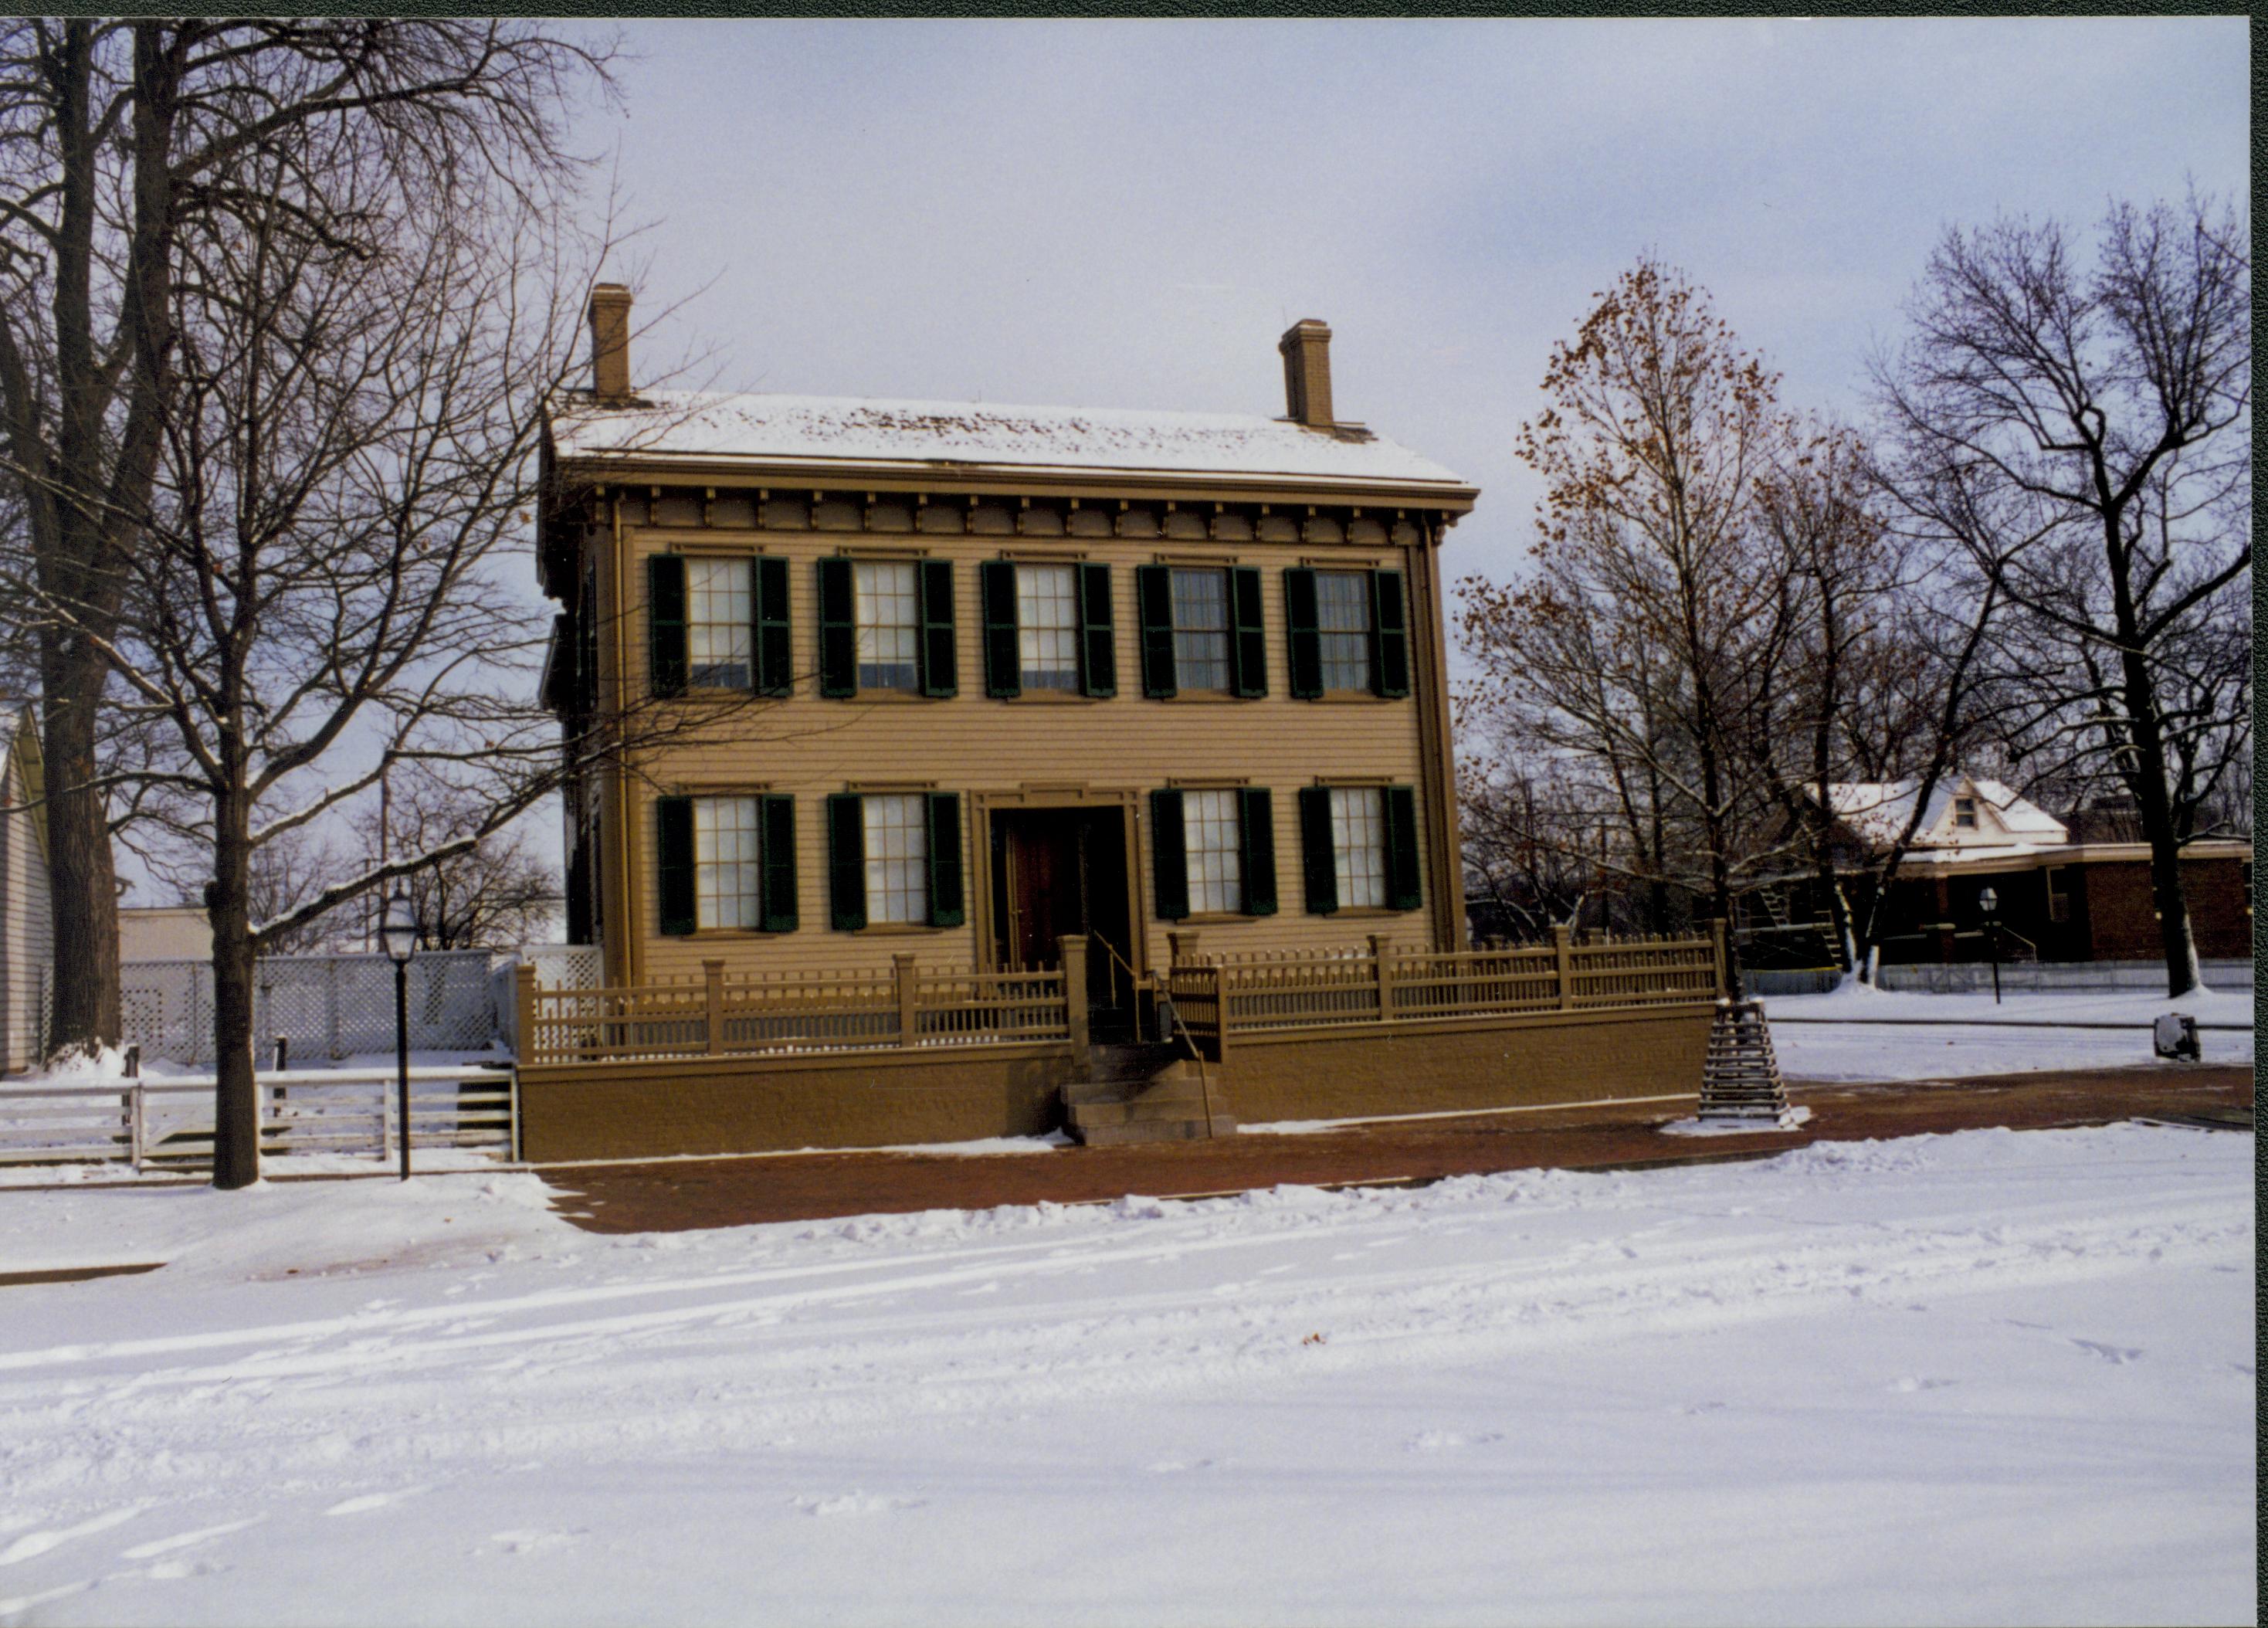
[1239,787,1277,916]
[1284,567,1323,700]
[1385,785,1423,911]
[980,560,1020,698]
[648,555,687,700]
[1297,786,1337,914]
[1229,566,1267,698]
[656,796,697,935]
[1150,789,1188,920]
[1372,569,1410,698]
[826,793,866,931]
[919,559,958,697]
[754,555,792,697]
[816,558,856,698]
[1136,565,1176,698]
[759,795,797,932]
[925,792,964,927]
[1078,562,1117,697]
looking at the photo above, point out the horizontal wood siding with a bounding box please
[606,521,1443,983]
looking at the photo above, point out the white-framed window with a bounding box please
[1330,787,1387,909]
[1953,795,1978,829]
[1183,789,1244,914]
[2046,866,2070,924]
[1017,564,1080,692]
[688,558,752,690]
[855,561,920,692]
[1316,571,1373,692]
[1171,568,1232,692]
[863,793,928,924]
[694,795,762,930]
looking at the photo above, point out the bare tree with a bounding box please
[0,19,614,1057]
[1873,194,2251,994]
[354,775,560,951]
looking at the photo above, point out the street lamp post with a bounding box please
[380,887,417,1179]
[1978,885,2002,1006]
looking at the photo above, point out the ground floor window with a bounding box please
[695,796,763,929]
[828,792,965,931]
[1183,789,1245,914]
[1329,788,1388,909]
[863,794,928,924]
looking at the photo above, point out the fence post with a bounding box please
[703,959,726,1056]
[514,962,537,1064]
[894,953,918,1047]
[1554,922,1575,1011]
[1370,932,1395,1023]
[128,1082,144,1171]
[1168,929,1200,966]
[1212,962,1231,1066]
[1059,934,1090,1070]
[1709,917,1730,998]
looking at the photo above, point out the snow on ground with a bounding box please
[1763,984,2253,1080]
[0,1123,2251,1626]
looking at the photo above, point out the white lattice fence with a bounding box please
[114,951,500,1066]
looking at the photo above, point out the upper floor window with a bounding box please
[1016,565,1081,692]
[1953,795,1978,829]
[856,561,920,692]
[1170,569,1232,692]
[1315,571,1375,694]
[1136,564,1264,698]
[687,559,753,690]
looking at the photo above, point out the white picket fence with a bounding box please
[31,944,604,1066]
[0,1067,515,1170]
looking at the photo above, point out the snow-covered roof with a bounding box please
[1817,775,2067,851]
[548,389,1473,492]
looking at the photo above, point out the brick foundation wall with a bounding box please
[2082,858,2253,961]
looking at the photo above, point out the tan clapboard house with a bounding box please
[521,289,1720,1158]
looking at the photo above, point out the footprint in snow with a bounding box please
[0,1504,149,1568]
[1145,1459,1215,1474]
[1888,1376,1958,1393]
[2069,1338,2144,1365]
[488,1529,581,1555]
[1407,1431,1504,1452]
[324,1487,431,1517]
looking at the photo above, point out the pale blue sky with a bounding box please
[585,16,2248,595]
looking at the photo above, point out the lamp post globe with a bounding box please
[381,887,415,1176]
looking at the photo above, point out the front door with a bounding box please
[990,809,1135,1039]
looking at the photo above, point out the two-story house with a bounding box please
[520,290,1720,1159]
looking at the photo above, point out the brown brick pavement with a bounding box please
[542,1064,2253,1234]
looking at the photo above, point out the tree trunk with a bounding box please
[208,785,260,1189]
[39,688,120,1054]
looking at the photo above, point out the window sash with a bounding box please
[694,796,762,930]
[1017,564,1080,691]
[863,793,928,924]
[1316,571,1373,692]
[855,561,920,691]
[1182,789,1244,914]
[1330,787,1387,909]
[687,558,753,690]
[1170,568,1231,692]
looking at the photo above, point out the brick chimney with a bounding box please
[587,283,632,399]
[1278,318,1334,428]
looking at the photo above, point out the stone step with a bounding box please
[1085,1043,1185,1084]
[1060,1063,1201,1108]
[1073,1114,1239,1148]
[1070,1090,1227,1128]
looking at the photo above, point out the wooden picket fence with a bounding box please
[0,1067,514,1171]
[517,955,1070,1067]
[1165,928,1723,1060]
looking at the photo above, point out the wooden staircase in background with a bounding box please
[1697,999,1791,1121]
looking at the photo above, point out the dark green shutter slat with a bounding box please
[648,555,687,699]
[1239,787,1277,916]
[754,555,792,697]
[1298,786,1337,914]
[1150,789,1188,921]
[1078,562,1117,697]
[1385,785,1422,911]
[1284,567,1322,700]
[817,558,856,698]
[926,792,964,927]
[1136,565,1176,699]
[919,559,957,697]
[1230,567,1267,698]
[760,795,797,932]
[1372,569,1410,698]
[827,794,866,931]
[657,796,696,935]
[980,560,1020,698]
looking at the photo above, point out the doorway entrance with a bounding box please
[989,807,1136,1040]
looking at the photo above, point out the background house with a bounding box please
[1,704,51,1071]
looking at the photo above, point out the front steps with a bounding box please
[1697,998,1791,1121]
[1064,1042,1235,1146]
